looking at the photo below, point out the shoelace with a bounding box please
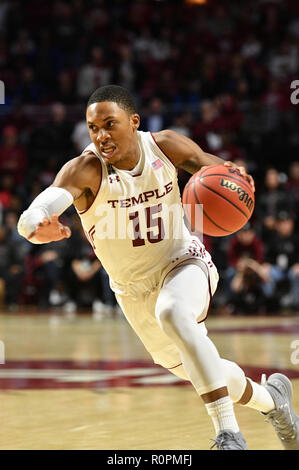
[265,406,296,441]
[210,432,244,450]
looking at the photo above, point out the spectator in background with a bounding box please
[62,216,116,317]
[133,27,155,60]
[55,70,76,105]
[14,67,44,105]
[235,79,251,114]
[0,175,13,210]
[10,28,35,59]
[4,209,30,250]
[47,103,73,164]
[217,131,245,163]
[114,44,136,90]
[257,167,294,238]
[29,103,72,168]
[286,161,299,217]
[260,79,286,112]
[21,244,62,309]
[38,156,59,188]
[0,225,10,307]
[191,97,242,154]
[169,113,191,138]
[225,224,270,314]
[71,120,91,154]
[192,100,222,152]
[264,211,299,311]
[240,34,262,60]
[77,46,111,100]
[141,97,167,132]
[0,224,24,309]
[0,125,27,185]
[268,40,299,80]
[216,95,243,133]
[0,1,10,32]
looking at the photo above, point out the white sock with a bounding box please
[244,378,275,413]
[205,396,239,435]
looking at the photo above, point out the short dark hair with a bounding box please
[87,85,137,114]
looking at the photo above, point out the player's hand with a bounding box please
[224,161,255,193]
[28,214,71,243]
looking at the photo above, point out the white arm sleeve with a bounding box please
[17,186,74,243]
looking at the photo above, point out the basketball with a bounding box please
[182,165,255,237]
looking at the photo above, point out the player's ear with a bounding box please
[130,113,140,131]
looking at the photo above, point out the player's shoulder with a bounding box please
[151,129,190,151]
[152,129,179,144]
[65,151,101,174]
[150,129,192,167]
[55,151,101,191]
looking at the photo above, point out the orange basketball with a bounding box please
[182,165,255,237]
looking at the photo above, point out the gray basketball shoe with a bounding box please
[262,373,299,450]
[210,430,248,450]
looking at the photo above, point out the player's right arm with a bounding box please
[17,152,101,244]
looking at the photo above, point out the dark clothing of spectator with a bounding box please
[61,228,115,308]
[227,234,264,267]
[0,143,27,185]
[265,233,299,271]
[257,188,294,220]
[0,235,25,306]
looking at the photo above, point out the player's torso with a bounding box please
[77,131,199,288]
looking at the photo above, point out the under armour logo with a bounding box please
[108,175,120,184]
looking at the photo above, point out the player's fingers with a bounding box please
[223,161,240,173]
[27,230,36,240]
[223,161,255,192]
[37,217,49,227]
[65,227,71,238]
[248,175,256,192]
[238,167,255,189]
[60,226,71,238]
[239,166,248,179]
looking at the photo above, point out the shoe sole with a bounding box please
[267,373,293,400]
[266,373,299,449]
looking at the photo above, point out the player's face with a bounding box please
[86,101,140,168]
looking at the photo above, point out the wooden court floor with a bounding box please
[0,311,298,450]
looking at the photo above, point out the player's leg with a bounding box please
[155,263,247,449]
[157,262,299,449]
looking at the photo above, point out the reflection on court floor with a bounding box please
[0,312,298,450]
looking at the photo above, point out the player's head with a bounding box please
[87,85,137,115]
[86,85,140,166]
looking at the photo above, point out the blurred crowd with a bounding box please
[0,0,299,315]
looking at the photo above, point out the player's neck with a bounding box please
[113,141,141,171]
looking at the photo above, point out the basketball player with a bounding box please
[17,86,299,450]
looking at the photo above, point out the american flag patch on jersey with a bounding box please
[152,159,163,170]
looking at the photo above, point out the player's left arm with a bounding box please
[153,129,255,192]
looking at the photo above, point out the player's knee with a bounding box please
[221,359,246,403]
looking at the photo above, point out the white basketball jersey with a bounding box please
[77,131,211,293]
